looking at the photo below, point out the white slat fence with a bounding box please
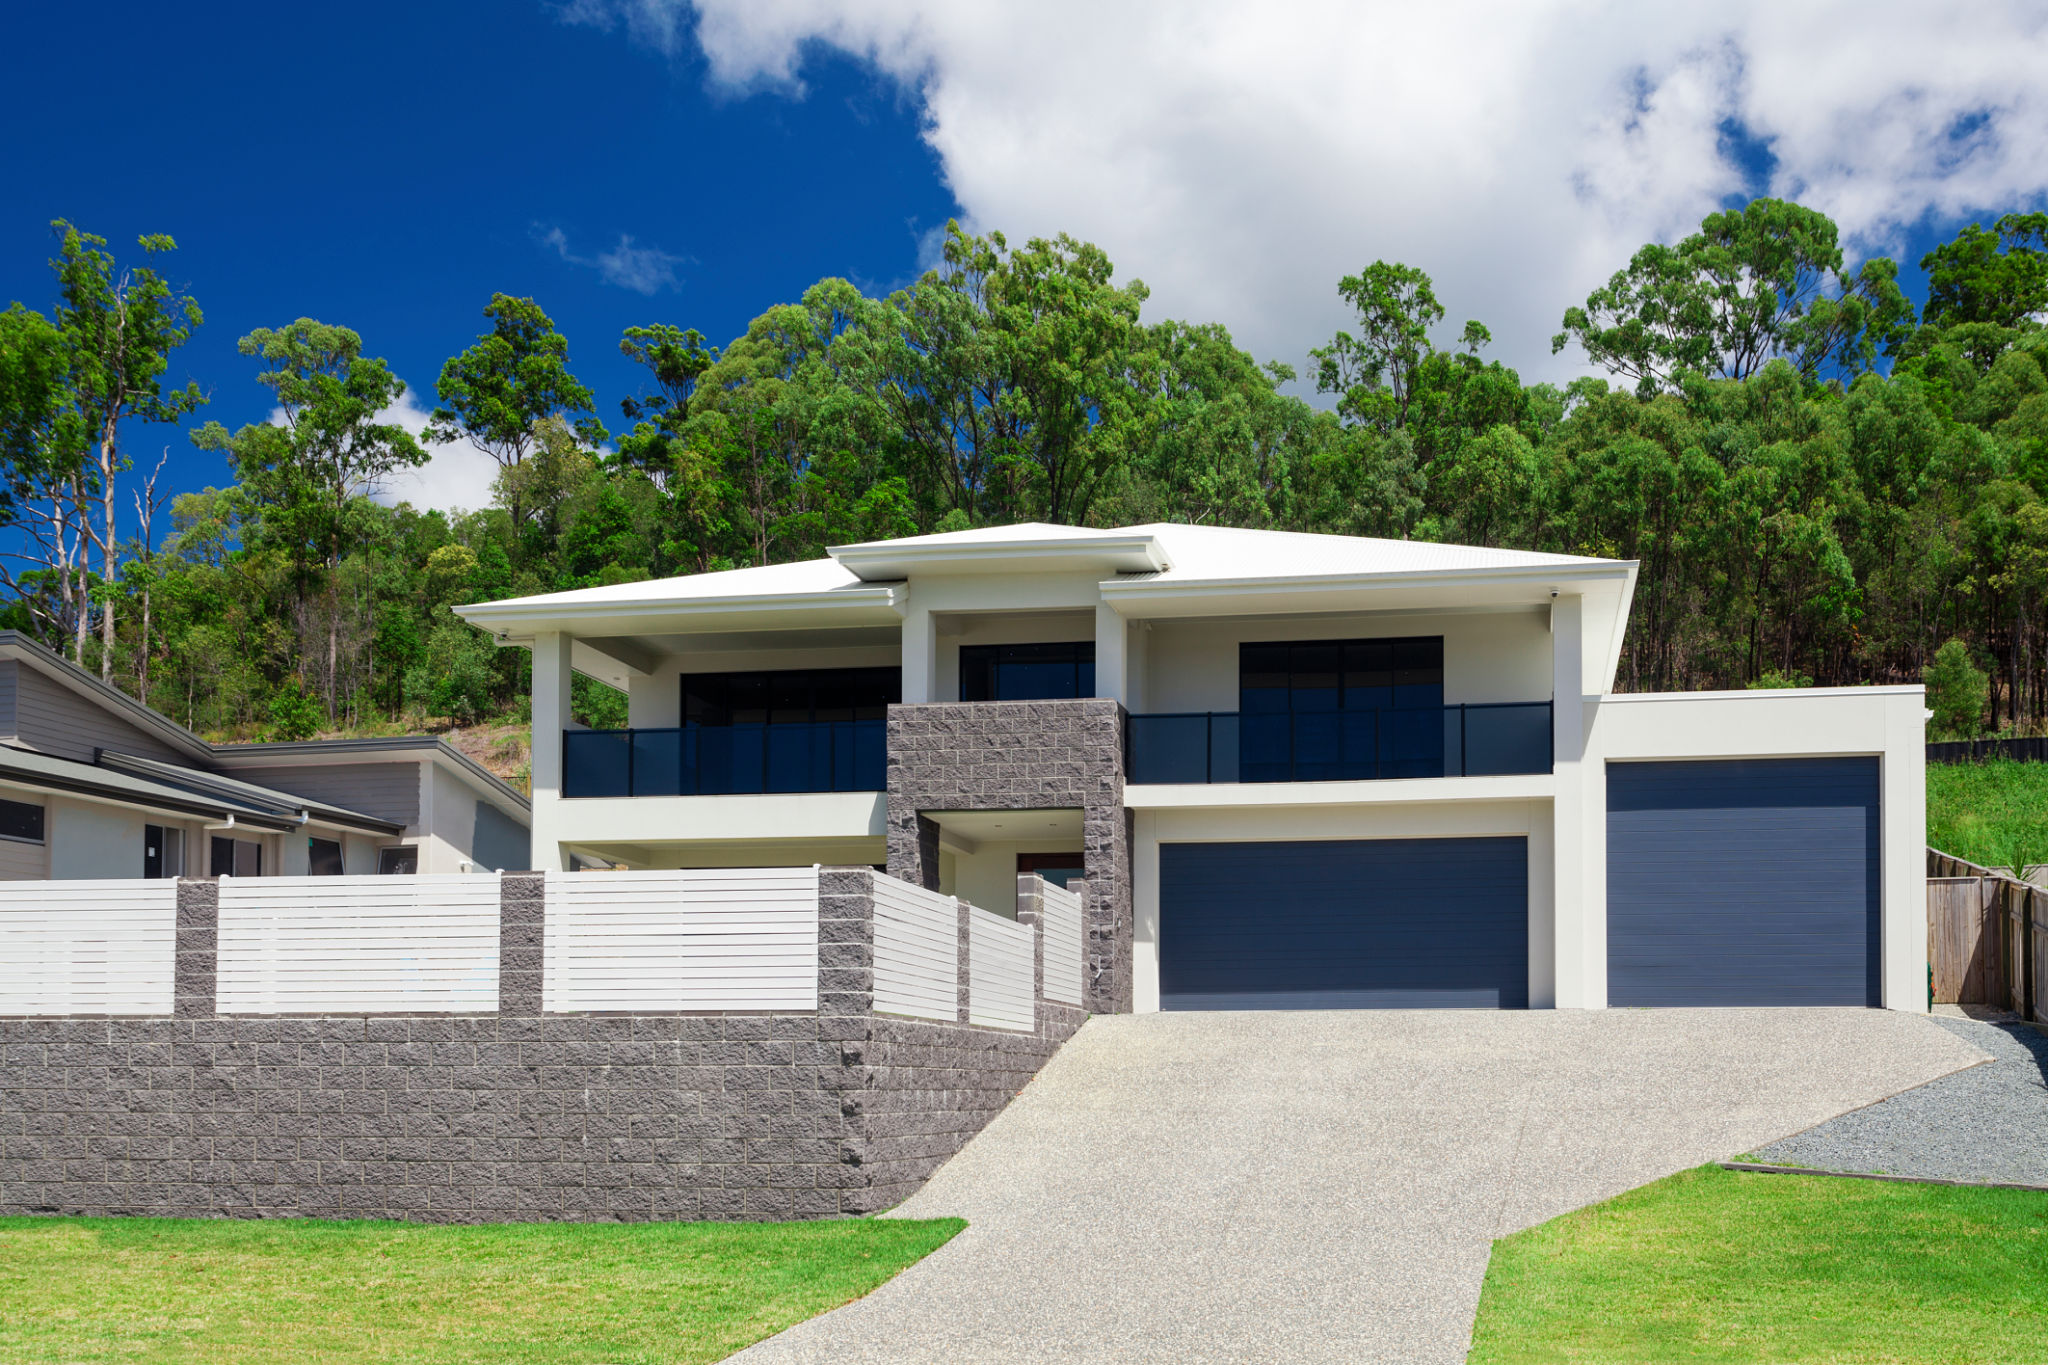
[873,872,959,1021]
[0,880,177,1015]
[1040,879,1086,1007]
[967,903,1036,1031]
[543,868,819,1012]
[217,874,501,1014]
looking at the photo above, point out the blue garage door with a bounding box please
[1159,838,1528,1010]
[1607,758,1881,1007]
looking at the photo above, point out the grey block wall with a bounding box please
[886,699,1132,1014]
[0,868,1084,1224]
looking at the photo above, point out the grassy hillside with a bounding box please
[1926,757,2048,874]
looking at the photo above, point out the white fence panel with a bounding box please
[217,875,501,1014]
[873,873,958,1021]
[1040,880,1085,1007]
[968,904,1036,1031]
[544,868,819,1012]
[0,880,177,1015]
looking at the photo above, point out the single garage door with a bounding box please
[1159,838,1528,1010]
[1607,758,1881,1007]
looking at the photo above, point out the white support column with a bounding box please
[530,630,575,872]
[1095,603,1128,704]
[1549,595,1600,1007]
[902,598,938,704]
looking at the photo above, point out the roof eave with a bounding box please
[828,536,1171,581]
[454,584,906,634]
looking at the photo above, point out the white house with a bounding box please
[456,522,1924,1014]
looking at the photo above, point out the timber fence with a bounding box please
[1928,848,2043,1021]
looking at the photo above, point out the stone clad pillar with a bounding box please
[173,878,218,1018]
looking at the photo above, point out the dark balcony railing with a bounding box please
[1126,702,1553,784]
[562,720,886,798]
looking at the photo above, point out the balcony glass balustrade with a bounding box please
[562,719,886,798]
[1125,702,1553,784]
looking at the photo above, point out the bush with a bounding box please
[1924,639,1989,740]
[265,680,323,742]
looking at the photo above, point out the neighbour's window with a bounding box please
[377,845,419,875]
[210,836,262,878]
[682,667,899,727]
[0,797,46,844]
[1017,851,1086,889]
[144,825,183,878]
[959,642,1095,701]
[308,837,344,876]
[1239,637,1444,713]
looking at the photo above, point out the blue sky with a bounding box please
[4,1,2044,518]
[0,1,959,509]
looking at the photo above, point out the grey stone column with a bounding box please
[887,812,942,890]
[817,866,877,1036]
[173,878,217,1018]
[498,872,546,1016]
[955,896,972,1025]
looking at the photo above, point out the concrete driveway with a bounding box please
[736,1009,1987,1365]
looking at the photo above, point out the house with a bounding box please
[0,632,531,879]
[455,522,1924,1013]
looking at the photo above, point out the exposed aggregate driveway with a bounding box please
[735,1008,1985,1365]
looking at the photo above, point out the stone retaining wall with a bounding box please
[0,868,1084,1223]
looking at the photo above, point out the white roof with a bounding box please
[1126,523,1616,583]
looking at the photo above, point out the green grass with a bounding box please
[0,1214,963,1364]
[1467,1165,2048,1364]
[1927,757,2048,874]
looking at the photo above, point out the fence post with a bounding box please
[497,871,546,1017]
[955,897,971,1026]
[1015,874,1045,1034]
[172,878,218,1019]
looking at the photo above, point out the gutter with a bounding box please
[0,757,303,832]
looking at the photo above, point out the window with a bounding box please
[1017,851,1086,890]
[308,837,344,876]
[681,667,899,727]
[210,836,262,877]
[0,798,46,845]
[959,642,1096,701]
[144,825,183,879]
[378,845,419,875]
[1240,636,1446,781]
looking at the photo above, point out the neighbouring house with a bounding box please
[0,631,531,879]
[454,521,1925,1014]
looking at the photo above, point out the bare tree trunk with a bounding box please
[96,422,118,682]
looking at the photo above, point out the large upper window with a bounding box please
[682,667,900,726]
[1239,637,1443,713]
[959,642,1096,702]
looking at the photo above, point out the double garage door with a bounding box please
[1159,758,1881,1011]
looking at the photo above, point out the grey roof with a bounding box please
[212,736,531,814]
[94,751,407,835]
[0,744,398,835]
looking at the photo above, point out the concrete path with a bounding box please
[735,1010,1987,1365]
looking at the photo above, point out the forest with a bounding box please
[0,198,2044,757]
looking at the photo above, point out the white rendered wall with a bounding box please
[1130,797,1555,1014]
[948,837,1085,920]
[1578,685,1927,1012]
[551,791,884,857]
[1140,607,1553,713]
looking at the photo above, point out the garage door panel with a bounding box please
[1161,837,1528,1011]
[1606,759,1880,1008]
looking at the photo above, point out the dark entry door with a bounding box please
[1159,837,1529,1009]
[1606,758,1881,1007]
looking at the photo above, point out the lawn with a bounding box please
[1927,756,2048,875]
[0,1214,963,1365]
[1467,1165,2048,1364]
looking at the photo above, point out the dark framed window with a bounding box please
[0,797,46,844]
[681,667,899,727]
[144,824,183,878]
[378,845,419,875]
[1240,636,1446,781]
[308,837,344,876]
[1017,851,1086,890]
[959,642,1096,701]
[210,836,262,878]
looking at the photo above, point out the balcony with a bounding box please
[1125,702,1553,784]
[562,721,886,798]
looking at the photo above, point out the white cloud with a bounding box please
[538,224,686,295]
[566,0,2048,379]
[370,390,501,516]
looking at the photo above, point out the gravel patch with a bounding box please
[1754,1015,2048,1187]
